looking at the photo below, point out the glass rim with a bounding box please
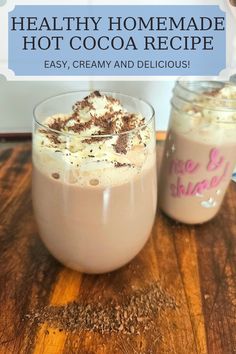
[171,92,236,113]
[171,98,236,124]
[33,90,155,139]
[176,79,236,104]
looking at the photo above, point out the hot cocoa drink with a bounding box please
[33,91,157,273]
[159,82,236,224]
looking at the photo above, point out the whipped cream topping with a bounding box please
[207,85,236,101]
[172,83,236,144]
[34,91,155,187]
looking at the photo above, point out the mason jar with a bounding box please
[159,80,236,224]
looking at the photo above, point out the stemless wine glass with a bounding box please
[32,91,157,273]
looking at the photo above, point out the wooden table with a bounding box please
[0,142,235,354]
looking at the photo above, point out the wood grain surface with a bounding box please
[0,143,235,354]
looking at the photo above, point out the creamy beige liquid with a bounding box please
[159,129,236,224]
[32,161,157,273]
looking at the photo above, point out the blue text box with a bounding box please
[8,5,226,76]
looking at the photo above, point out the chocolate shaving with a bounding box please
[204,88,221,97]
[93,90,101,97]
[82,136,111,144]
[121,114,136,132]
[107,96,119,105]
[114,135,128,154]
[72,98,94,113]
[46,134,60,145]
[114,162,132,168]
[25,282,177,336]
[48,118,65,132]
[72,91,104,113]
[93,113,117,135]
[68,120,92,133]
